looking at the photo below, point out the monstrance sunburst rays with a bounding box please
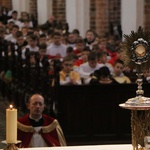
[120,26,150,71]
[119,26,150,106]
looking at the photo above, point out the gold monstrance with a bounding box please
[119,27,150,150]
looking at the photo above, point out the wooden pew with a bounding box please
[56,83,150,145]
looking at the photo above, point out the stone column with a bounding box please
[121,0,144,36]
[66,0,90,37]
[37,0,53,25]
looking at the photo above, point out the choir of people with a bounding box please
[0,9,149,111]
[0,7,150,148]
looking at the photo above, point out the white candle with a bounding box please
[6,105,17,143]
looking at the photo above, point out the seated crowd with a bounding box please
[0,9,150,97]
[0,8,150,148]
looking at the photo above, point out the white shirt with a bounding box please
[21,45,39,59]
[46,43,67,58]
[99,63,114,72]
[5,34,16,43]
[66,43,76,49]
[20,21,33,28]
[26,45,39,52]
[78,62,102,84]
[7,18,22,28]
[29,126,48,147]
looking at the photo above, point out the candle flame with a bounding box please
[9,105,13,109]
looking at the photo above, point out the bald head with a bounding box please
[28,94,45,119]
[29,94,44,103]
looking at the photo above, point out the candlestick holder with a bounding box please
[1,141,21,150]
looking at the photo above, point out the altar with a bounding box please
[19,144,133,150]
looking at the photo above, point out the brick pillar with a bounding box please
[53,0,66,22]
[27,0,37,26]
[0,0,12,9]
[0,0,2,5]
[90,0,121,36]
[29,0,37,20]
[144,0,150,31]
[90,0,96,31]
[108,0,121,36]
[95,0,109,36]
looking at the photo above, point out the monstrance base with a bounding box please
[125,96,150,106]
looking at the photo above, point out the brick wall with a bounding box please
[95,0,109,36]
[90,0,121,36]
[2,0,150,35]
[90,0,96,31]
[0,0,12,9]
[108,0,121,24]
[144,0,150,31]
[29,0,37,18]
[53,0,66,22]
[108,0,121,34]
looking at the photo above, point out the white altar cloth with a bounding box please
[20,144,133,150]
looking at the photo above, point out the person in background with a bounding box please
[97,51,113,72]
[25,34,39,53]
[14,31,27,64]
[20,19,33,28]
[59,55,82,85]
[46,29,54,45]
[5,21,15,34]
[7,10,22,28]
[72,29,81,39]
[78,51,102,84]
[17,94,67,147]
[39,33,47,45]
[66,46,74,56]
[90,66,118,84]
[66,32,77,49]
[5,24,19,43]
[73,38,86,58]
[73,48,90,71]
[19,11,33,28]
[46,32,67,61]
[0,6,11,25]
[43,15,57,30]
[84,29,96,50]
[38,43,49,68]
[20,34,39,63]
[21,27,28,40]
[98,37,118,66]
[111,59,131,84]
